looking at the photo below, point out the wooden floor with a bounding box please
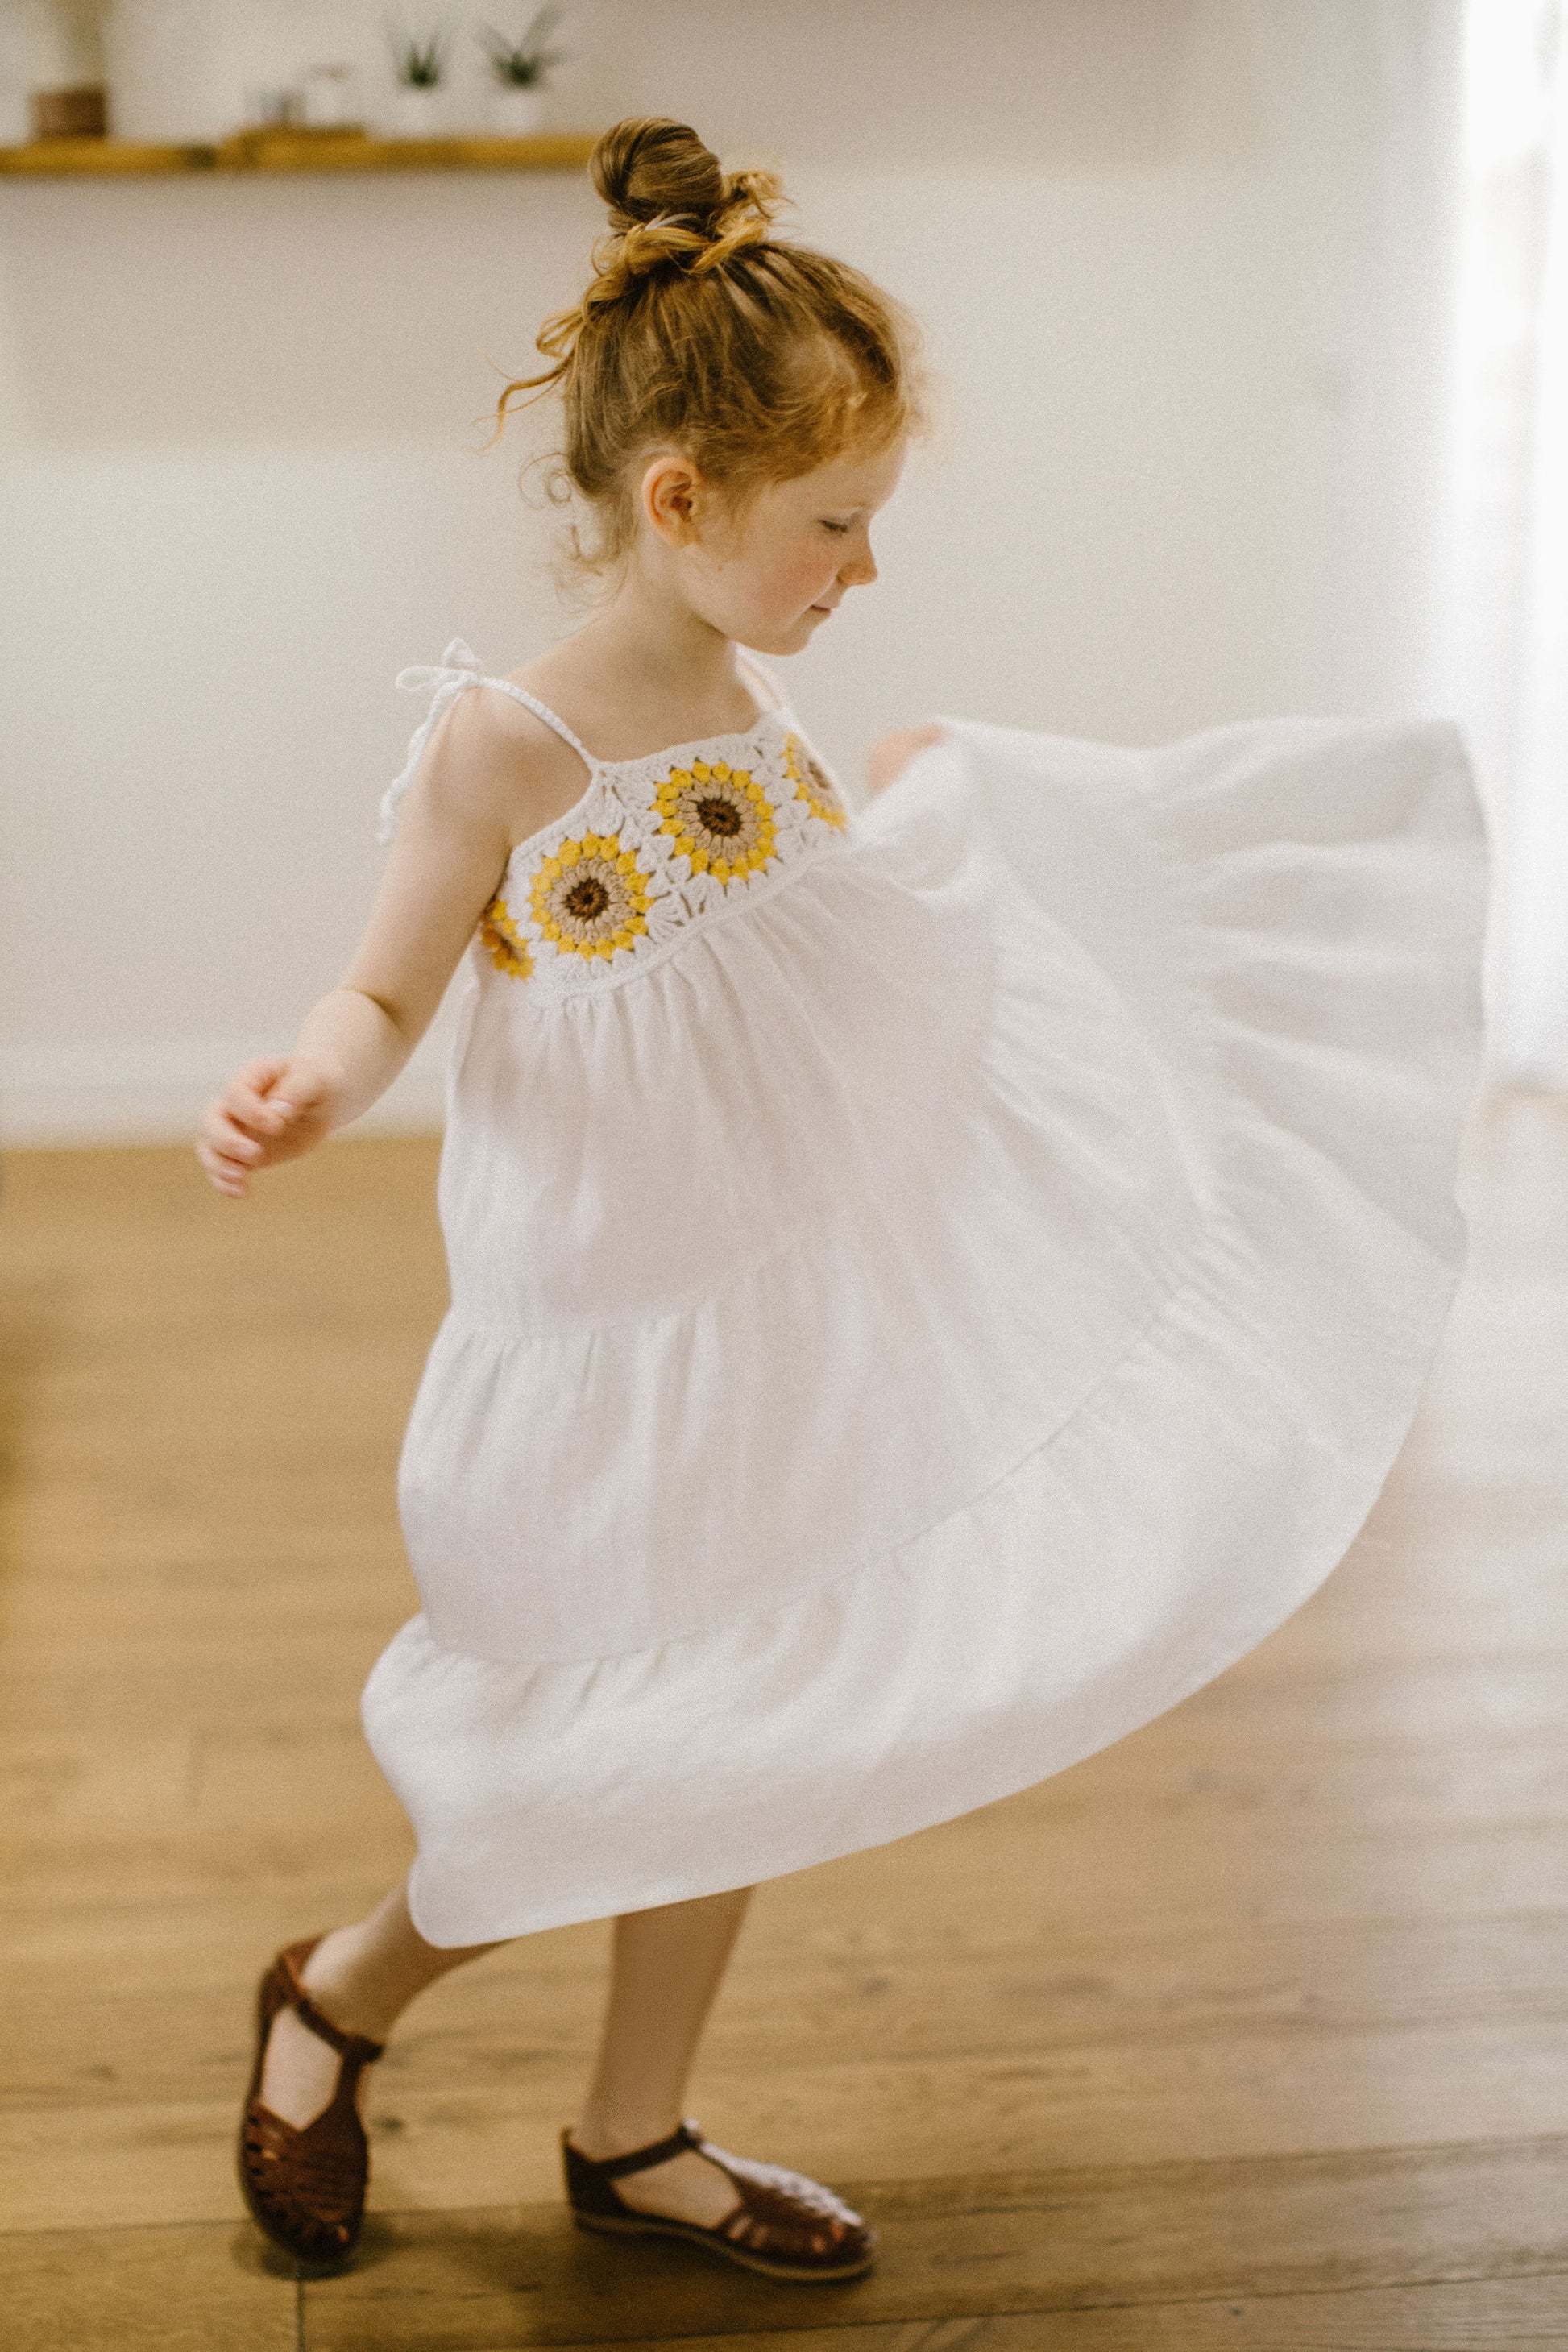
[1,1095,1565,2350]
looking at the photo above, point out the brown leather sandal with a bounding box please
[562,2118,876,2280]
[237,1935,385,2270]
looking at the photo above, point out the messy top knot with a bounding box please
[496,116,925,578]
[575,119,786,321]
[592,116,774,239]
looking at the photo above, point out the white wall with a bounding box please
[0,0,1463,1143]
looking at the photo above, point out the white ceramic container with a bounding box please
[389,84,445,139]
[489,85,544,136]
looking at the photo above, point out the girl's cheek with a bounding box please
[786,553,837,602]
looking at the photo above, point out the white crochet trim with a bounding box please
[379,638,489,846]
[384,642,851,997]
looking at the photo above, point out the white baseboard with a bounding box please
[0,1034,447,1147]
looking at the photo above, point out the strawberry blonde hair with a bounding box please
[495,117,926,575]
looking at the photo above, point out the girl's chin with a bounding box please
[744,617,819,654]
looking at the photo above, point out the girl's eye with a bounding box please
[819,519,852,536]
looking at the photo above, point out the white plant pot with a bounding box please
[490,85,543,136]
[299,64,359,132]
[389,85,445,139]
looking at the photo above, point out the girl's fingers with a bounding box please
[226,1059,292,1131]
[201,1127,251,1168]
[197,1055,332,1192]
[206,1110,266,1159]
[225,1084,288,1133]
[197,1141,250,1196]
[237,1063,330,1130]
[269,1064,332,1119]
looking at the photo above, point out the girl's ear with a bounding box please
[641,451,704,547]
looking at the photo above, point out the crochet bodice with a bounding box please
[382,640,853,1003]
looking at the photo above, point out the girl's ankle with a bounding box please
[298,1926,400,2043]
[570,2105,684,2162]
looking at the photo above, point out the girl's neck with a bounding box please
[522,554,770,762]
[581,563,744,704]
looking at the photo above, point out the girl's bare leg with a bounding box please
[569,1885,754,2227]
[259,1880,755,2228]
[258,1883,500,2128]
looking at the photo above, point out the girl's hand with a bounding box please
[866,722,945,798]
[195,1055,342,1200]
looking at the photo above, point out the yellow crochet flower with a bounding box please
[478,894,533,981]
[653,759,776,881]
[529,831,653,960]
[783,734,848,829]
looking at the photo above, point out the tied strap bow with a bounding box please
[377,639,486,844]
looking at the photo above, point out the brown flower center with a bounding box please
[695,795,743,836]
[562,874,610,920]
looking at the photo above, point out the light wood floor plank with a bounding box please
[516,2274,1568,2351]
[7,1906,1567,2122]
[0,2219,298,2350]
[297,2139,1568,2348]
[2,2019,1563,2233]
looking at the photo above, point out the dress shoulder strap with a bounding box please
[377,639,595,844]
[479,678,598,773]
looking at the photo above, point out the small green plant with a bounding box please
[386,19,449,88]
[479,6,566,89]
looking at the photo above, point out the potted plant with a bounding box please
[478,7,564,136]
[384,20,448,137]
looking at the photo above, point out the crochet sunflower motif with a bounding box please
[783,734,848,830]
[478,894,533,981]
[653,760,777,882]
[460,724,849,998]
[530,832,655,960]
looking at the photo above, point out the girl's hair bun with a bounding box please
[587,117,782,275]
[591,118,728,233]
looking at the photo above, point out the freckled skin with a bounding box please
[672,440,906,658]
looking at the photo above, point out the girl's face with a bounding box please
[651,437,907,656]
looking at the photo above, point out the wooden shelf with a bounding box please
[0,129,596,178]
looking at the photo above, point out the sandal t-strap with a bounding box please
[238,1936,385,2270]
[562,2117,876,2281]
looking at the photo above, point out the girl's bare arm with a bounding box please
[196,693,525,1199]
[865,723,945,798]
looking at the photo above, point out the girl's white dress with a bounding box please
[362,639,1486,1946]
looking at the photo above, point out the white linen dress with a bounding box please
[359,637,1487,1946]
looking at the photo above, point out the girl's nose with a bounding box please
[841,541,877,588]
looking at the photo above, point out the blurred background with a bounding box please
[2,0,1562,1143]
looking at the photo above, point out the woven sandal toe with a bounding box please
[562,2118,876,2280]
[237,1936,385,2270]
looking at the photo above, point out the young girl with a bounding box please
[197,118,1486,2279]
